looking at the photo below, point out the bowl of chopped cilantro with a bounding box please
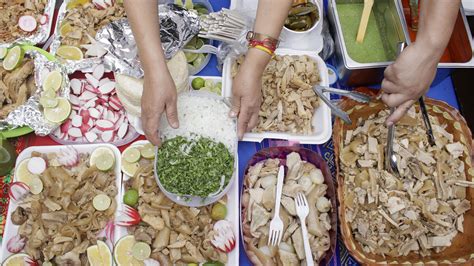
[154,135,236,207]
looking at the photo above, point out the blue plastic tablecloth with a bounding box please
[203,1,460,265]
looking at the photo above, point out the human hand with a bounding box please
[229,66,263,139]
[381,43,438,125]
[141,69,179,146]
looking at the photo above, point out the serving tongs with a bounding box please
[290,78,371,124]
[418,97,436,146]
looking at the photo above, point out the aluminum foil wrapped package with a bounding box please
[96,4,200,78]
[1,50,70,135]
[0,0,56,48]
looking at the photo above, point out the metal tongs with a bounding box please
[291,78,371,124]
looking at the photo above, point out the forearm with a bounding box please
[415,0,461,60]
[242,0,293,74]
[124,0,167,75]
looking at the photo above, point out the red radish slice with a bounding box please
[58,147,79,167]
[84,98,98,109]
[80,123,91,134]
[99,78,111,86]
[87,119,94,127]
[60,120,72,134]
[85,131,98,142]
[92,64,105,80]
[144,259,160,266]
[118,123,128,139]
[89,108,101,119]
[101,130,115,142]
[39,14,48,25]
[211,220,236,253]
[68,127,82,138]
[69,95,80,106]
[115,205,141,226]
[6,235,26,253]
[70,79,82,95]
[93,0,107,9]
[85,73,100,88]
[18,15,37,32]
[27,157,46,175]
[98,81,115,95]
[79,90,97,101]
[71,115,82,128]
[8,182,30,202]
[104,0,113,7]
[109,101,121,111]
[25,257,39,266]
[96,120,114,131]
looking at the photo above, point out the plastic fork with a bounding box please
[183,44,218,54]
[295,193,315,266]
[268,165,285,246]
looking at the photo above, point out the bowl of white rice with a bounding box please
[154,91,238,207]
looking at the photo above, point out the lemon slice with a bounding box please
[3,46,24,71]
[114,236,145,266]
[0,47,7,59]
[29,176,43,195]
[97,240,113,266]
[121,161,140,177]
[131,242,151,261]
[43,70,63,92]
[87,245,103,266]
[90,147,116,172]
[43,97,71,123]
[3,253,31,266]
[122,147,141,163]
[139,143,155,159]
[57,45,83,60]
[41,88,56,99]
[93,194,111,211]
[59,22,72,37]
[39,96,59,108]
[15,159,37,185]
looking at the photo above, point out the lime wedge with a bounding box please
[90,147,115,172]
[57,45,83,60]
[122,147,141,163]
[29,176,43,194]
[59,23,72,37]
[132,242,151,261]
[3,46,24,71]
[114,236,144,266]
[39,96,59,108]
[87,245,103,266]
[204,79,215,88]
[43,70,63,92]
[0,47,7,60]
[185,52,198,63]
[97,240,112,265]
[41,88,56,99]
[174,0,184,7]
[196,38,205,49]
[184,0,194,10]
[192,54,206,67]
[3,254,31,266]
[15,159,37,185]
[121,160,139,177]
[93,194,111,211]
[43,97,71,123]
[139,143,155,159]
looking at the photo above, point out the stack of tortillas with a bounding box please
[115,51,189,117]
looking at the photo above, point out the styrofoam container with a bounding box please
[118,140,240,265]
[222,48,332,144]
[129,76,223,135]
[0,144,123,263]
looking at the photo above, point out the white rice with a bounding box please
[159,92,237,153]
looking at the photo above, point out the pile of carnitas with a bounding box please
[242,152,332,265]
[341,107,472,257]
[232,55,321,134]
[0,0,47,43]
[122,150,235,265]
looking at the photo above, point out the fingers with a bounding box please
[237,109,251,140]
[386,100,415,126]
[143,117,161,146]
[381,78,397,94]
[165,98,179,129]
[381,92,411,108]
[229,95,241,118]
[248,112,259,131]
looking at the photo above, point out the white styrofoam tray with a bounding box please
[222,48,332,144]
[117,140,240,265]
[0,144,123,263]
[128,76,223,135]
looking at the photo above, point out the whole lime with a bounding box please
[123,189,139,206]
[191,77,205,90]
[211,202,227,220]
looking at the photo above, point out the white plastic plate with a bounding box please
[117,140,240,265]
[222,48,332,144]
[0,144,123,263]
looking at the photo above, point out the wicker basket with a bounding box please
[333,88,474,265]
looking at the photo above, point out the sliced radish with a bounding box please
[92,64,105,80]
[101,131,115,142]
[19,15,37,32]
[58,147,79,167]
[85,73,100,88]
[98,81,115,95]
[115,205,141,226]
[69,95,81,106]
[97,221,116,243]
[85,131,98,143]
[87,118,94,127]
[60,120,72,134]
[89,108,101,119]
[68,127,82,138]
[211,220,236,253]
[106,110,115,121]
[144,259,160,266]
[84,98,98,109]
[7,235,26,253]
[99,78,111,86]
[70,79,82,95]
[79,90,97,101]
[39,14,48,25]
[104,0,113,7]
[93,0,107,9]
[9,182,30,202]
[27,157,46,175]
[117,123,128,139]
[96,120,114,131]
[80,123,91,134]
[71,115,82,128]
